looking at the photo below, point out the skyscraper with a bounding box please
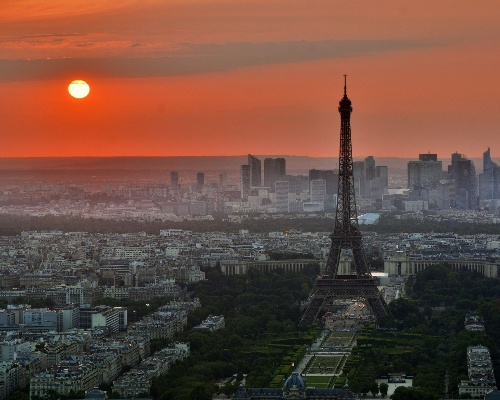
[374,165,389,198]
[240,165,250,200]
[275,181,289,212]
[408,154,442,190]
[364,156,376,181]
[353,161,366,197]
[479,148,500,207]
[219,172,228,189]
[448,152,476,209]
[196,172,205,191]
[170,171,179,188]
[264,157,286,190]
[310,179,326,210]
[248,154,262,187]
[308,169,338,195]
[352,156,388,201]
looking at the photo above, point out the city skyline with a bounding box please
[1,1,500,158]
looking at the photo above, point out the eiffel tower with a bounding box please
[300,76,389,325]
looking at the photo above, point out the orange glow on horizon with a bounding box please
[0,1,499,158]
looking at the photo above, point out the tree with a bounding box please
[370,382,380,397]
[5,390,29,400]
[189,385,211,400]
[380,382,389,398]
[222,382,237,398]
[390,386,436,400]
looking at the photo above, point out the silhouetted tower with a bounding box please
[248,154,262,187]
[300,76,389,325]
[196,172,205,191]
[170,171,179,189]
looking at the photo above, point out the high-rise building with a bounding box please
[365,156,376,181]
[264,158,286,190]
[368,165,389,204]
[240,165,251,200]
[310,179,326,210]
[419,153,438,162]
[353,161,366,197]
[479,148,500,206]
[408,154,442,190]
[275,181,289,212]
[448,152,476,209]
[219,172,228,189]
[196,172,205,191]
[308,169,338,195]
[170,171,179,188]
[248,154,262,187]
[353,157,388,200]
[281,174,308,195]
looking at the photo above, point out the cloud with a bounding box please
[0,39,430,82]
[21,33,85,39]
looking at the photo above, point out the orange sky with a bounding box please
[1,0,500,158]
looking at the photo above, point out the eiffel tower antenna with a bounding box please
[300,77,389,325]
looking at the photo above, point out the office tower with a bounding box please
[479,148,500,206]
[310,179,326,202]
[365,156,376,181]
[408,153,442,190]
[352,156,388,201]
[308,169,338,195]
[448,152,476,209]
[248,154,262,187]
[170,171,179,188]
[374,165,389,197]
[240,165,250,200]
[196,172,205,191]
[353,161,366,197]
[219,172,228,189]
[310,179,326,210]
[275,181,289,212]
[264,157,286,190]
[419,153,437,162]
[436,180,451,210]
[281,174,307,195]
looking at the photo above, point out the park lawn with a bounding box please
[322,331,355,347]
[305,355,344,374]
[303,375,332,388]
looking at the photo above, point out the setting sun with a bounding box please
[68,80,90,99]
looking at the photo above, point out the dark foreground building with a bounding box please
[232,372,356,400]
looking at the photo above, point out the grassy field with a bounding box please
[303,375,333,388]
[321,331,355,347]
[304,355,344,374]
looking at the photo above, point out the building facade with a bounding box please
[275,181,290,212]
[448,152,477,209]
[233,372,355,400]
[240,165,251,200]
[264,158,286,191]
[479,148,500,209]
[408,154,443,190]
[170,171,179,189]
[248,154,262,188]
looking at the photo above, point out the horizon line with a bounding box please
[0,154,492,160]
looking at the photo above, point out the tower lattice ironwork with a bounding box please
[300,76,389,325]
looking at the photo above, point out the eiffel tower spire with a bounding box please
[300,77,389,325]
